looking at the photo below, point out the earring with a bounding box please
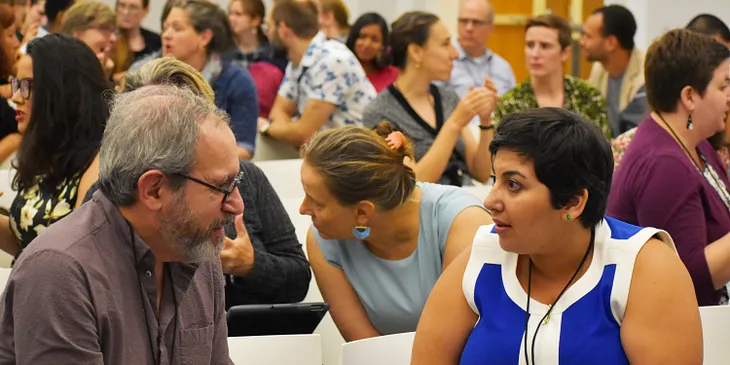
[687,114,693,130]
[566,214,572,221]
[352,226,371,240]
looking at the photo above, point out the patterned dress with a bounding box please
[493,76,611,138]
[9,176,81,258]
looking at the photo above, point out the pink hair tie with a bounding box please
[386,131,406,150]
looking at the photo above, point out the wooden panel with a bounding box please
[491,0,532,15]
[489,25,531,83]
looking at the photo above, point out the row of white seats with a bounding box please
[228,332,415,365]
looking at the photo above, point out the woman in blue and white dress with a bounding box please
[411,108,703,364]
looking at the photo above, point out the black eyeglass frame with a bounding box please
[173,170,244,204]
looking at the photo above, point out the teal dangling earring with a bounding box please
[352,225,371,240]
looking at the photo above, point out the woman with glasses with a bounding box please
[112,0,161,79]
[0,34,112,259]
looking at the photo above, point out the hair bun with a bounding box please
[373,121,414,161]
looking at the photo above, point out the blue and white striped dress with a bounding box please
[460,217,673,364]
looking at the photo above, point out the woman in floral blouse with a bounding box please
[0,35,112,259]
[493,14,609,138]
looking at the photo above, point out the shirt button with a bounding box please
[145,271,152,278]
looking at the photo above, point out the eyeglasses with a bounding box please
[457,18,491,27]
[174,170,244,204]
[9,77,32,100]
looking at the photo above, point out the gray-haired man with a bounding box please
[0,85,240,364]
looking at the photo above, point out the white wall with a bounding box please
[608,0,730,51]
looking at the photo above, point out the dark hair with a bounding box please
[345,12,391,70]
[14,34,113,193]
[390,11,439,70]
[272,0,319,39]
[0,4,15,78]
[45,0,75,24]
[645,28,730,113]
[686,14,730,43]
[489,108,613,228]
[170,0,235,56]
[526,14,572,49]
[301,123,416,211]
[592,5,636,50]
[230,0,268,45]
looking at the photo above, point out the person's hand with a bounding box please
[96,50,115,78]
[450,86,492,129]
[476,76,499,125]
[0,85,11,99]
[20,20,40,47]
[257,117,269,130]
[219,213,255,276]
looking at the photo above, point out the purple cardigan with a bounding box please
[607,116,730,305]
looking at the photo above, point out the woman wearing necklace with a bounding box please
[411,108,702,364]
[361,11,497,186]
[608,29,730,307]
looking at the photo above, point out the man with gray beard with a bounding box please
[0,85,240,364]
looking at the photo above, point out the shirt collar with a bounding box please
[300,31,328,68]
[454,39,492,61]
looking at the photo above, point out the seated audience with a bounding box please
[60,0,117,78]
[612,16,730,168]
[445,0,515,97]
[494,14,609,138]
[12,0,45,42]
[314,0,349,42]
[112,0,162,80]
[582,5,647,136]
[412,108,702,364]
[85,57,311,306]
[608,29,730,306]
[302,124,491,341]
[227,0,285,118]
[19,0,73,53]
[0,4,21,166]
[163,0,259,160]
[345,12,399,93]
[0,85,234,364]
[362,11,497,186]
[259,0,375,147]
[0,35,112,259]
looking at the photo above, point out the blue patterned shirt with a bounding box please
[278,32,376,129]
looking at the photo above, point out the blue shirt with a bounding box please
[213,63,259,155]
[446,41,516,98]
[460,217,672,364]
[313,182,484,335]
[278,32,376,129]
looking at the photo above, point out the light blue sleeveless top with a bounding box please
[313,182,484,335]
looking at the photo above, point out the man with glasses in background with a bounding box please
[444,0,516,98]
[0,85,236,364]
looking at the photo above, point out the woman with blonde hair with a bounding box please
[301,122,491,341]
[85,56,311,306]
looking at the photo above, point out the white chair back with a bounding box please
[255,159,304,199]
[341,332,415,365]
[699,305,730,365]
[0,267,10,290]
[251,135,300,162]
[228,334,322,365]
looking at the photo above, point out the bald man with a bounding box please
[444,0,515,98]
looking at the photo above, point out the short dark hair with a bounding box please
[389,11,439,70]
[489,108,613,228]
[645,28,730,113]
[346,12,391,70]
[526,14,572,49]
[45,0,75,24]
[686,14,730,43]
[593,5,636,50]
[15,34,113,193]
[272,0,319,39]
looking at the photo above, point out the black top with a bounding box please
[0,98,18,140]
[133,28,162,62]
[83,159,311,307]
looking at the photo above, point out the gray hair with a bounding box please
[98,85,230,206]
